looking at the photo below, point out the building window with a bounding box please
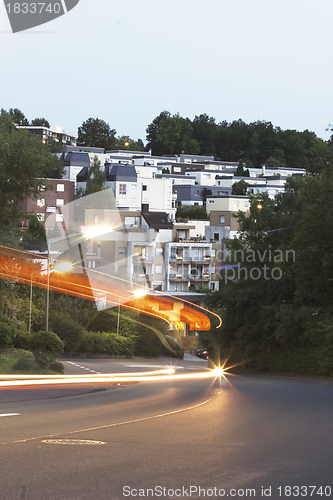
[210,283,215,291]
[211,249,216,257]
[119,184,127,195]
[219,215,225,223]
[56,199,64,207]
[142,185,147,191]
[37,199,45,207]
[119,247,126,255]
[208,200,214,204]
[94,215,99,223]
[57,184,65,192]
[56,214,64,222]
[36,213,45,222]
[156,247,163,256]
[211,265,216,273]
[155,265,163,274]
[214,233,219,241]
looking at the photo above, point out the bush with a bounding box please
[29,330,64,367]
[49,361,65,373]
[12,327,31,350]
[88,331,135,356]
[11,350,35,371]
[49,311,86,353]
[0,316,17,349]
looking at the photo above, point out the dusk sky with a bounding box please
[1,0,332,142]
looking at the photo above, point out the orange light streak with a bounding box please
[0,367,224,390]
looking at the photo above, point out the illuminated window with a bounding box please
[37,213,44,222]
[56,214,63,222]
[56,199,64,207]
[37,199,45,207]
[155,265,163,274]
[57,184,65,192]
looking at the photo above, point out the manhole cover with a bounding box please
[41,439,106,445]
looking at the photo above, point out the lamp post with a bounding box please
[28,260,73,334]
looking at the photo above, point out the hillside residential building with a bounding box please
[18,126,76,146]
[20,178,75,230]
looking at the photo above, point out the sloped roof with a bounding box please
[142,212,173,230]
[106,164,137,181]
[76,166,89,182]
[63,152,90,166]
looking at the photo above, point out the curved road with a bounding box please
[1,357,333,500]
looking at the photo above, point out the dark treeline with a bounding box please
[146,111,328,171]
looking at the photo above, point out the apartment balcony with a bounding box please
[182,256,191,264]
[124,224,143,231]
[192,260,203,265]
[132,255,146,263]
[132,273,152,282]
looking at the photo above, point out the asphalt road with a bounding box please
[1,357,333,500]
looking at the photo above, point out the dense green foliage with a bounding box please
[0,114,64,230]
[29,330,64,367]
[77,118,144,152]
[176,205,209,221]
[204,147,333,374]
[146,111,323,169]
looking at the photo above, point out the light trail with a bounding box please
[0,245,222,331]
[0,367,224,390]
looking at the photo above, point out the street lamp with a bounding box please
[29,267,42,333]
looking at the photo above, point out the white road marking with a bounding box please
[66,361,100,374]
[2,392,222,445]
[0,413,20,418]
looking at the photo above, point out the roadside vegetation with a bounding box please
[202,153,333,376]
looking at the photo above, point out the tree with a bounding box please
[85,155,107,195]
[146,110,171,155]
[192,114,217,156]
[232,179,248,195]
[236,160,250,177]
[114,135,145,151]
[31,117,50,128]
[20,216,47,250]
[0,107,29,126]
[200,187,212,209]
[0,115,63,228]
[153,113,200,156]
[77,118,116,150]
